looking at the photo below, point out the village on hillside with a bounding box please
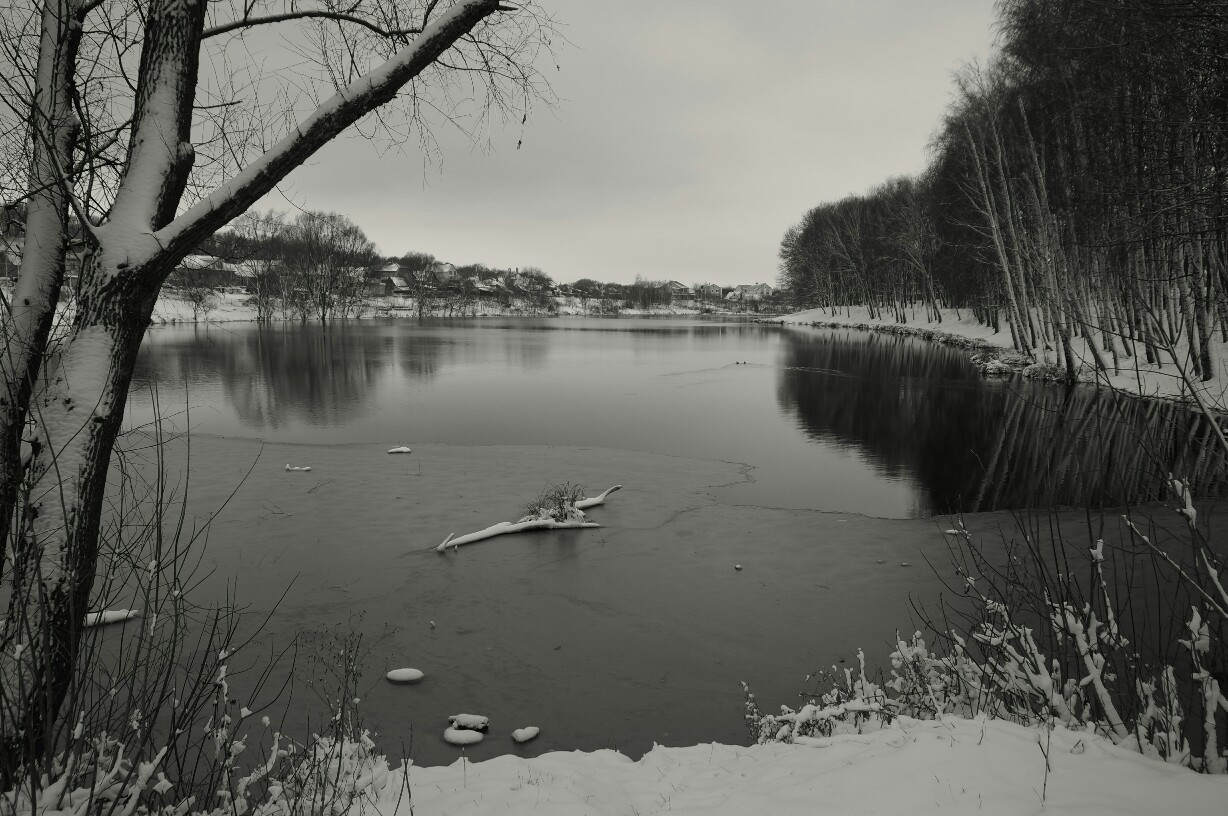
[0,217,784,317]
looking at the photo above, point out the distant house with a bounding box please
[428,261,460,287]
[367,275,411,296]
[1,235,88,281]
[657,280,695,300]
[696,283,722,301]
[233,258,283,287]
[464,276,506,297]
[511,270,549,292]
[725,283,773,301]
[169,254,240,289]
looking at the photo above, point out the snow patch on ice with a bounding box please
[385,668,424,684]
[443,727,483,746]
[511,726,540,744]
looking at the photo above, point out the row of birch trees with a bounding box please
[779,0,1227,382]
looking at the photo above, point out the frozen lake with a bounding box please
[113,317,1223,765]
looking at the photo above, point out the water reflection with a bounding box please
[134,325,422,430]
[775,329,1228,512]
[131,319,1228,517]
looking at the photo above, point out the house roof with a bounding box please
[178,254,223,269]
[652,279,691,291]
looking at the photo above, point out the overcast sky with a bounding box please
[263,1,997,287]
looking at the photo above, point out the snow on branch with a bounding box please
[157,0,507,261]
[203,10,425,41]
[435,484,621,553]
[82,608,141,627]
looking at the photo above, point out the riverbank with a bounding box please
[775,305,1228,412]
[385,715,1226,815]
[146,291,777,323]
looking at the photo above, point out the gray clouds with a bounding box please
[262,1,994,285]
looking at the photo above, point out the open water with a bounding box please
[109,317,1223,765]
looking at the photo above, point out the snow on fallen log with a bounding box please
[574,484,621,509]
[449,713,489,731]
[285,464,311,472]
[83,609,141,627]
[436,518,600,552]
[387,446,412,454]
[435,484,622,553]
[443,727,483,746]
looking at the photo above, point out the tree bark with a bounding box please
[0,0,84,586]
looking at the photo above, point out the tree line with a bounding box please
[778,0,1227,382]
[190,214,747,317]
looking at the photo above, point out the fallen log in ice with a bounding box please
[435,484,622,553]
[574,484,622,509]
[436,517,599,552]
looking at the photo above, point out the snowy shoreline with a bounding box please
[371,716,1228,815]
[773,305,1228,412]
[143,291,782,325]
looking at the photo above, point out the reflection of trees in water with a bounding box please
[137,325,446,429]
[396,332,445,381]
[429,321,552,371]
[776,330,1228,513]
[228,328,389,428]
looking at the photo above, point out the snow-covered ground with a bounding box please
[781,305,1228,410]
[381,716,1226,815]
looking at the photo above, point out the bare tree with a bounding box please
[282,211,377,321]
[225,208,289,321]
[174,264,219,320]
[0,0,555,777]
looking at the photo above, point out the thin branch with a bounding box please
[202,11,422,41]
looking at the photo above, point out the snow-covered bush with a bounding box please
[1022,361,1072,382]
[521,482,589,523]
[742,650,889,745]
[0,616,400,816]
[0,722,399,816]
[745,496,1228,773]
[0,430,401,813]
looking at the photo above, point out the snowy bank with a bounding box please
[140,291,774,324]
[777,305,1228,410]
[386,716,1225,815]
